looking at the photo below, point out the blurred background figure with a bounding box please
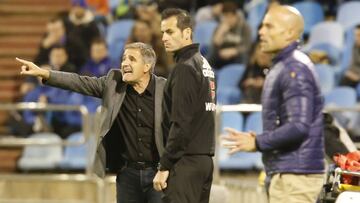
[340,24,360,87]
[80,38,112,77]
[127,19,172,77]
[34,16,87,69]
[63,0,101,52]
[239,43,271,104]
[209,1,252,70]
[195,1,223,23]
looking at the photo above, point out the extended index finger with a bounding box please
[15,57,32,65]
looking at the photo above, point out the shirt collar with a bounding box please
[127,74,155,96]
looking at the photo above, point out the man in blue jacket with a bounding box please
[222,5,325,203]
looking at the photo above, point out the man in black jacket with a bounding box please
[153,8,216,203]
[17,42,166,203]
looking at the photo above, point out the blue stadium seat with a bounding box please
[305,21,344,52]
[336,1,360,31]
[292,1,324,36]
[106,19,134,66]
[217,63,245,88]
[58,132,92,170]
[324,86,357,107]
[315,64,335,94]
[244,112,263,134]
[18,133,62,171]
[219,112,263,170]
[216,64,245,104]
[193,20,218,56]
[217,87,241,105]
[245,0,268,41]
[340,26,356,76]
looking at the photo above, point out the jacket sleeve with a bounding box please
[256,63,316,151]
[44,70,107,98]
[159,65,199,170]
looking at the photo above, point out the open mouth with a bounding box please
[122,66,133,74]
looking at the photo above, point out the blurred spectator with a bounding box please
[135,1,162,38]
[127,20,172,77]
[239,43,271,103]
[49,45,77,73]
[63,0,101,52]
[113,0,136,19]
[209,2,252,69]
[340,25,360,87]
[86,0,110,18]
[12,47,81,138]
[195,1,223,23]
[80,38,113,77]
[157,0,193,12]
[34,16,87,68]
[21,45,77,99]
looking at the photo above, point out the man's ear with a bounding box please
[144,63,152,73]
[183,28,192,40]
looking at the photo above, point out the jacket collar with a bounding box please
[273,41,299,64]
[173,43,200,63]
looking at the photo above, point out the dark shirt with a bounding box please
[160,44,216,170]
[116,76,159,163]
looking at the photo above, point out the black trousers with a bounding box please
[162,155,213,203]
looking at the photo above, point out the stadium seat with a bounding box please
[106,19,134,65]
[292,1,324,36]
[324,86,357,107]
[18,133,62,171]
[58,132,91,170]
[336,1,360,31]
[244,112,263,134]
[315,64,336,94]
[193,20,218,56]
[217,63,245,88]
[219,111,263,170]
[245,0,268,41]
[217,87,241,105]
[305,21,344,51]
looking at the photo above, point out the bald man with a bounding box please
[222,5,325,203]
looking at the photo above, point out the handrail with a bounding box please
[0,102,94,175]
[219,103,360,113]
[0,102,90,146]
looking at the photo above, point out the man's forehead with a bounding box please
[124,48,141,56]
[161,16,177,29]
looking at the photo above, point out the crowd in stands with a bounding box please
[7,0,360,171]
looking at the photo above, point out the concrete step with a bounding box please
[0,36,42,44]
[0,16,48,27]
[0,24,45,35]
[0,148,23,172]
[0,47,37,58]
[0,70,22,80]
[0,4,70,15]
[0,90,19,102]
[2,0,69,6]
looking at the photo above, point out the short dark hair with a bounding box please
[161,8,193,31]
[91,38,108,48]
[356,24,360,29]
[222,2,238,14]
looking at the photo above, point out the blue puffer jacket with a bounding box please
[256,42,325,175]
